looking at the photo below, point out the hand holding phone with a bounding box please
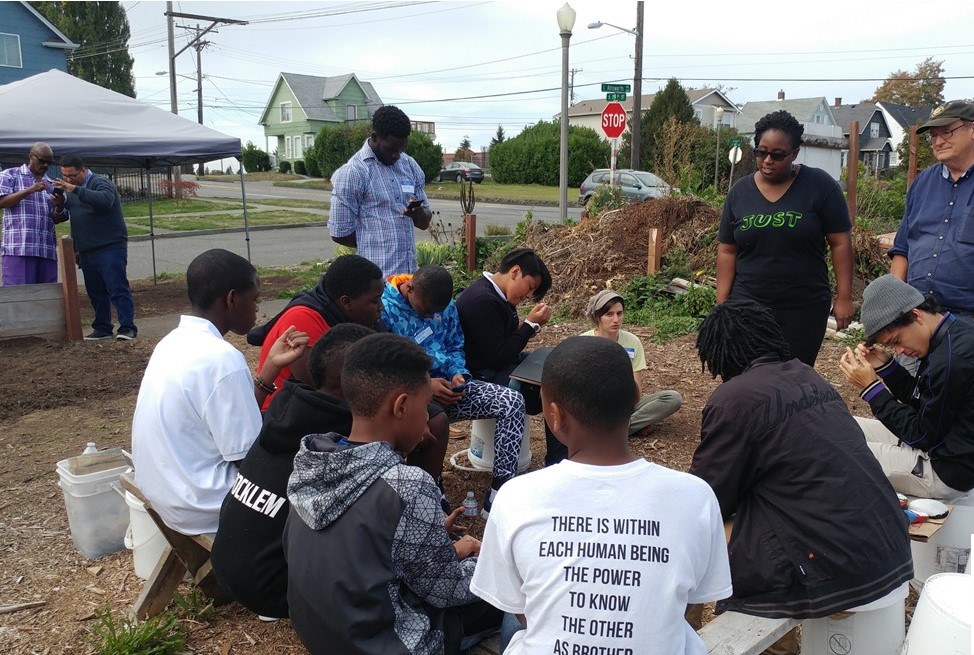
[406,198,424,210]
[451,383,468,393]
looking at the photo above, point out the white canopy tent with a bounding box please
[0,70,253,275]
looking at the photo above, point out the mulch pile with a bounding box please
[521,196,721,316]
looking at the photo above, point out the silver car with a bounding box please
[578,169,672,206]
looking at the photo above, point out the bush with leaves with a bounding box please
[405,131,444,184]
[489,121,609,186]
[294,159,307,175]
[278,160,292,174]
[313,122,372,179]
[242,141,271,173]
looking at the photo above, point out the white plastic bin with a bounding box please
[468,416,532,474]
[901,573,971,654]
[802,597,904,655]
[123,490,167,580]
[56,449,131,558]
[910,493,973,589]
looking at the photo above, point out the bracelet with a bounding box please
[254,375,277,394]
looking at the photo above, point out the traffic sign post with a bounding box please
[606,92,627,102]
[727,146,743,191]
[601,83,631,93]
[601,102,627,186]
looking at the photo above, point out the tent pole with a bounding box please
[238,163,251,261]
[144,167,157,284]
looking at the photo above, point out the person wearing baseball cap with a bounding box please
[888,100,974,323]
[838,274,974,498]
[580,289,682,435]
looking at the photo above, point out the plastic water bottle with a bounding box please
[462,491,479,517]
[82,442,98,455]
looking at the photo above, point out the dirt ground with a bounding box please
[0,275,876,654]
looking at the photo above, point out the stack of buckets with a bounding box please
[56,444,165,580]
[467,416,532,474]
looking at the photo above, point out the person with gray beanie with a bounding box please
[838,274,974,498]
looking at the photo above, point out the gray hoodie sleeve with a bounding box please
[390,469,477,608]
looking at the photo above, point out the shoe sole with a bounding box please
[84,335,113,341]
[116,334,137,341]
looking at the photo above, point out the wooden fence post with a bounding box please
[647,227,662,275]
[58,236,82,341]
[464,213,477,271]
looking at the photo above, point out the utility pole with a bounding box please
[569,68,583,105]
[630,1,644,170]
[166,2,177,115]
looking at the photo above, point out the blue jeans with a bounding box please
[79,246,136,335]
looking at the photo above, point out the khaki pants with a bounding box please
[629,390,682,435]
[854,416,958,499]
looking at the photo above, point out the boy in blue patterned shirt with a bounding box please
[383,266,527,516]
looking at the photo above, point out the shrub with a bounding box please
[242,141,271,172]
[278,160,292,174]
[294,159,307,175]
[405,131,444,184]
[313,122,372,179]
[415,242,454,266]
[490,121,610,186]
[160,179,200,201]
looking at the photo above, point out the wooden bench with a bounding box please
[118,473,229,619]
[0,236,81,341]
[698,612,798,655]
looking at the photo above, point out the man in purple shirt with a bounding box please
[0,143,66,285]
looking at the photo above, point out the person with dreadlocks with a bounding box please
[688,299,911,655]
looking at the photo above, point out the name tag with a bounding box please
[414,326,433,344]
[400,181,415,195]
[624,347,636,360]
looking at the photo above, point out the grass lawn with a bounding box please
[275,178,578,204]
[127,210,325,231]
[275,179,332,191]
[198,172,305,183]
[122,198,241,217]
[52,223,150,238]
[246,198,330,210]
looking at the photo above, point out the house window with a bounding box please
[346,104,357,121]
[285,136,292,159]
[293,136,303,159]
[694,108,703,122]
[280,102,292,123]
[305,134,314,148]
[870,122,879,139]
[0,33,23,68]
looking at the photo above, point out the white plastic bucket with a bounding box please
[802,598,905,655]
[910,493,973,589]
[123,490,167,580]
[467,416,531,474]
[901,573,971,655]
[56,449,131,558]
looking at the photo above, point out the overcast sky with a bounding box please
[122,0,974,156]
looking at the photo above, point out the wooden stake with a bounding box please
[647,227,662,275]
[58,236,82,341]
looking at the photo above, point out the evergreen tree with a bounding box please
[455,135,474,161]
[31,1,136,97]
[490,125,506,146]
[636,79,696,170]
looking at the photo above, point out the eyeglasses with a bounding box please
[29,153,54,166]
[925,122,969,143]
[753,148,795,162]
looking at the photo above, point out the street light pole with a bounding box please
[557,3,576,223]
[714,106,725,189]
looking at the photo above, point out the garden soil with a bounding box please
[0,275,908,654]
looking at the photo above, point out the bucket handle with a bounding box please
[109,480,126,499]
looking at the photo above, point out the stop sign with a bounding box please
[601,102,627,139]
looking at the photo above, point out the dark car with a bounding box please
[578,168,673,206]
[438,162,484,183]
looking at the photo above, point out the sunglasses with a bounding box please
[753,148,795,162]
[30,153,55,166]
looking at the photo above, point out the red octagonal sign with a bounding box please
[601,102,627,139]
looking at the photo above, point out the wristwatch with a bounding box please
[525,320,540,333]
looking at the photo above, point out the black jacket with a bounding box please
[865,314,974,491]
[455,275,535,379]
[210,380,352,618]
[690,357,913,619]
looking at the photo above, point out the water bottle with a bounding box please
[82,442,98,455]
[462,491,479,517]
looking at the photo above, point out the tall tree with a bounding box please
[630,78,696,171]
[490,125,506,146]
[30,1,136,97]
[868,57,945,107]
[454,135,474,161]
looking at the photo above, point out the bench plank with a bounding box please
[698,612,798,655]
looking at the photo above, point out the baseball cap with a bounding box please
[916,100,974,133]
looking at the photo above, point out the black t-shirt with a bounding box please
[718,166,850,308]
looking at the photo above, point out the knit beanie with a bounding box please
[861,275,925,343]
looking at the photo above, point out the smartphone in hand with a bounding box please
[406,198,424,210]
[451,383,468,393]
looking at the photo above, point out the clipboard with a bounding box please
[508,347,553,385]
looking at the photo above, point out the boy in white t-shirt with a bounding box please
[470,336,732,655]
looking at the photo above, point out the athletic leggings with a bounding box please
[443,379,525,485]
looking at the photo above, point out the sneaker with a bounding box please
[84,331,113,341]
[116,329,137,341]
[257,615,281,622]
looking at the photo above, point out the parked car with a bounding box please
[438,162,484,183]
[578,168,672,206]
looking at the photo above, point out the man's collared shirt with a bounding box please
[0,164,56,259]
[329,139,428,277]
[890,161,974,310]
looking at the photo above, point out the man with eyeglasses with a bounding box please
[888,100,974,324]
[0,143,65,285]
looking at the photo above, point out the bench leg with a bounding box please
[132,545,187,619]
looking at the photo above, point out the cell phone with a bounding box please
[451,383,468,393]
[51,188,65,197]
[406,198,423,210]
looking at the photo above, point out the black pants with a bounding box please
[440,599,503,655]
[768,299,831,367]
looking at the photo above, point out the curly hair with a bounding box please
[753,110,804,150]
[371,105,411,139]
[696,299,791,381]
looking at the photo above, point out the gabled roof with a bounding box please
[877,101,932,130]
[16,1,78,50]
[859,137,892,152]
[566,87,736,118]
[736,98,836,133]
[261,72,383,124]
[831,103,882,136]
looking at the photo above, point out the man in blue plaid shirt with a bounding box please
[0,142,66,285]
[329,106,432,277]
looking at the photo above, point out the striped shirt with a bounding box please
[329,139,428,277]
[0,164,57,259]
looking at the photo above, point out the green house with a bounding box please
[259,72,383,165]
